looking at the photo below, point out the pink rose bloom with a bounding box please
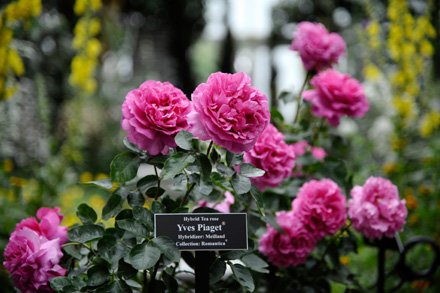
[302,69,369,126]
[259,211,316,267]
[310,147,327,160]
[188,72,270,153]
[242,124,296,191]
[13,207,68,244]
[121,80,192,155]
[292,179,347,239]
[290,21,346,71]
[195,191,235,213]
[290,140,327,161]
[4,207,68,292]
[348,177,407,239]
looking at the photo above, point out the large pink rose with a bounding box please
[302,69,369,126]
[4,207,68,292]
[292,179,347,240]
[121,80,192,155]
[13,207,68,244]
[259,211,316,267]
[194,191,235,213]
[242,124,296,191]
[188,72,270,153]
[290,21,346,71]
[348,177,407,239]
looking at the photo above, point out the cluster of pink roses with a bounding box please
[290,21,369,126]
[259,177,408,267]
[121,71,271,156]
[3,207,68,292]
[259,179,347,267]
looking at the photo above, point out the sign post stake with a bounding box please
[195,251,210,292]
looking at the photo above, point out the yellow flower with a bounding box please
[74,0,87,15]
[408,213,418,225]
[90,0,103,12]
[383,162,398,175]
[418,185,432,196]
[10,176,26,187]
[89,18,101,36]
[419,111,440,138]
[404,194,418,210]
[8,49,24,76]
[420,39,434,57]
[364,63,381,80]
[392,97,415,121]
[339,255,350,266]
[88,194,105,210]
[80,171,93,183]
[391,137,406,150]
[95,173,109,180]
[86,38,102,57]
[3,159,14,173]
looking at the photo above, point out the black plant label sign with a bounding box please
[155,213,248,251]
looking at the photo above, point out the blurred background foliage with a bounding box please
[0,0,439,291]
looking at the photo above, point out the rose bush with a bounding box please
[121,80,193,155]
[188,71,270,153]
[348,177,408,239]
[302,68,370,126]
[242,123,296,191]
[290,21,346,71]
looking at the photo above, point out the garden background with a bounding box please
[1,0,440,292]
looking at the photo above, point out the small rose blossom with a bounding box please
[4,207,68,292]
[290,21,346,71]
[348,177,407,239]
[292,179,347,239]
[302,69,369,126]
[188,72,270,153]
[242,124,296,191]
[195,191,235,213]
[121,80,192,155]
[259,211,316,267]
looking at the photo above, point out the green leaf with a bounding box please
[67,225,105,243]
[241,253,269,273]
[220,250,247,260]
[132,206,154,231]
[216,162,235,177]
[50,277,73,291]
[231,173,251,194]
[98,235,126,263]
[152,236,180,262]
[110,152,141,182]
[226,151,243,167]
[76,203,97,225]
[84,178,113,190]
[152,200,167,214]
[117,219,149,238]
[270,107,284,122]
[126,243,161,270]
[145,187,166,198]
[209,258,226,284]
[175,129,194,150]
[102,189,127,220]
[210,148,220,163]
[239,163,265,178]
[229,263,255,292]
[136,174,158,192]
[211,172,234,191]
[278,91,293,103]
[87,265,110,287]
[249,185,265,216]
[71,276,86,290]
[162,271,178,293]
[123,137,144,154]
[162,197,179,212]
[197,154,212,179]
[161,152,195,180]
[128,191,145,207]
[117,259,138,280]
[265,212,285,235]
[97,279,132,293]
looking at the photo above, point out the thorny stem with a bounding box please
[206,140,214,157]
[319,223,352,263]
[142,270,148,293]
[293,71,312,124]
[180,183,196,207]
[148,256,162,292]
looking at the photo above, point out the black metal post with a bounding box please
[195,251,210,292]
